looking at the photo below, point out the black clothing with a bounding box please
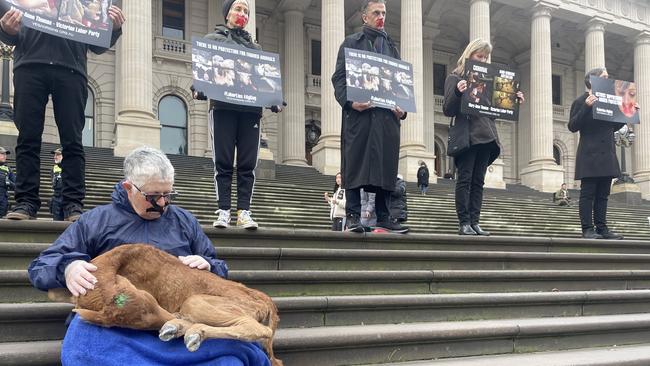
[332,30,406,192]
[0,162,16,217]
[579,177,611,232]
[568,93,624,180]
[444,72,500,226]
[50,163,64,221]
[209,109,260,211]
[13,65,88,213]
[417,166,429,187]
[389,178,407,222]
[204,25,262,116]
[454,143,494,225]
[331,217,343,231]
[0,25,122,80]
[443,73,501,161]
[346,187,390,223]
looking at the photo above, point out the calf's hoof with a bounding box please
[159,324,178,341]
[185,333,202,352]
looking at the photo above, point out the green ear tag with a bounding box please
[113,293,128,308]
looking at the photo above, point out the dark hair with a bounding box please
[333,172,342,192]
[361,0,386,14]
[585,67,607,89]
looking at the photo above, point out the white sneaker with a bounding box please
[213,209,231,228]
[237,210,258,230]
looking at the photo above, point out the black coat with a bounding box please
[417,166,429,186]
[568,93,624,180]
[443,73,500,165]
[332,31,406,191]
[389,178,407,221]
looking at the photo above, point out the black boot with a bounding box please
[597,228,624,240]
[582,227,604,239]
[458,224,477,235]
[376,218,409,234]
[345,214,364,233]
[471,224,490,236]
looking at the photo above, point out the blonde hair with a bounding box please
[452,38,493,75]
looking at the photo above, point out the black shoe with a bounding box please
[345,214,364,233]
[458,224,477,235]
[375,219,409,234]
[5,204,37,220]
[582,228,604,239]
[64,203,84,223]
[597,229,624,240]
[471,224,490,236]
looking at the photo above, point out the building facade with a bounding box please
[0,0,649,198]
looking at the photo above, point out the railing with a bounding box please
[306,74,322,95]
[553,104,570,121]
[154,36,190,60]
[434,94,444,112]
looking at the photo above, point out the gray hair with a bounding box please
[361,0,386,14]
[585,67,607,89]
[123,146,175,187]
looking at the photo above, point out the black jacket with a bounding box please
[389,178,407,222]
[443,73,500,165]
[417,166,429,186]
[0,162,15,194]
[332,29,406,191]
[568,93,624,180]
[199,25,262,116]
[0,24,122,80]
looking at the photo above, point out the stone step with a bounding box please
[6,269,650,302]
[366,343,650,365]
[273,313,650,365]
[0,340,60,366]
[7,243,650,271]
[5,289,650,343]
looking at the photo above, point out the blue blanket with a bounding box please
[61,315,271,366]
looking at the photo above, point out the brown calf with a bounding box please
[50,243,282,366]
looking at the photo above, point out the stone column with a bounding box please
[422,34,435,155]
[0,45,17,145]
[281,5,307,165]
[584,18,607,72]
[399,0,435,183]
[113,0,159,156]
[311,0,344,175]
[520,3,564,192]
[633,31,650,199]
[245,0,256,39]
[469,0,490,43]
[208,0,224,33]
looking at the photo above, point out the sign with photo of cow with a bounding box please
[1,0,115,48]
[591,76,640,124]
[343,48,416,113]
[460,60,520,121]
[191,36,283,108]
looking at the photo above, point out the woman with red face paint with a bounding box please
[192,0,282,231]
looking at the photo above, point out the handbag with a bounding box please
[446,117,470,157]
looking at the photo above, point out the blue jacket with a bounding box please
[28,182,228,291]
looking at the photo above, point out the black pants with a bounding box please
[331,217,343,231]
[454,143,493,225]
[209,109,261,211]
[579,177,611,231]
[49,195,64,221]
[0,192,7,217]
[13,65,87,212]
[346,187,389,222]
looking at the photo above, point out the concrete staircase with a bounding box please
[1,144,650,365]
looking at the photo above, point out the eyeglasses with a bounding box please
[132,184,178,203]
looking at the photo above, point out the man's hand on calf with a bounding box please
[179,255,211,271]
[64,260,98,296]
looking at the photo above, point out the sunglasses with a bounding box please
[132,184,178,203]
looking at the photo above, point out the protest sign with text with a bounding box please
[191,36,283,108]
[460,60,520,121]
[344,48,416,112]
[591,76,640,124]
[1,0,115,48]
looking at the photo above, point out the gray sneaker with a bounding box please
[213,209,231,228]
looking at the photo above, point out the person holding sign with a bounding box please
[568,68,626,240]
[0,4,124,222]
[443,39,525,236]
[331,0,408,234]
[192,0,283,230]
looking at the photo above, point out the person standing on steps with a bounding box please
[192,0,283,231]
[324,172,346,231]
[0,146,16,218]
[443,38,525,236]
[332,0,408,234]
[49,148,64,221]
[417,161,429,195]
[568,67,628,240]
[0,4,125,222]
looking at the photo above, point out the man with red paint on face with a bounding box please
[332,0,409,234]
[191,0,283,231]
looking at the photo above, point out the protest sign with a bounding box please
[591,75,640,124]
[460,60,520,121]
[192,36,283,108]
[344,48,416,112]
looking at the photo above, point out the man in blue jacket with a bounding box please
[0,4,125,222]
[27,147,270,365]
